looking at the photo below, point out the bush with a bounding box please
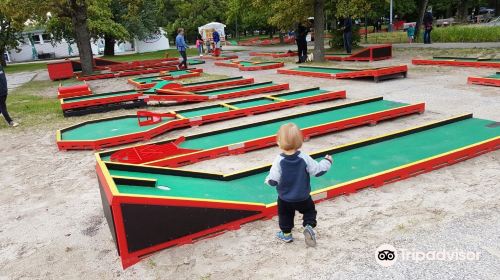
[329,26,361,48]
[366,25,500,44]
[431,25,500,42]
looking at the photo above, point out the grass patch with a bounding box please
[0,80,62,129]
[3,62,48,74]
[366,25,500,44]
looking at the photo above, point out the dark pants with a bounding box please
[424,29,432,44]
[178,51,188,68]
[343,32,352,54]
[0,95,12,123]
[278,196,317,234]
[296,39,307,62]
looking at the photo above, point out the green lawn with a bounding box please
[3,62,48,74]
[0,80,62,129]
[365,25,500,44]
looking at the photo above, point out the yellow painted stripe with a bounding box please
[220,103,240,110]
[265,95,286,101]
[56,130,61,142]
[96,155,120,196]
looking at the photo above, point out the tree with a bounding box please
[100,0,161,56]
[162,0,226,42]
[0,2,28,66]
[415,0,429,42]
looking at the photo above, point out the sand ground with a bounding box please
[0,46,499,280]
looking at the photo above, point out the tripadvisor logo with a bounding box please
[375,243,481,267]
[375,244,397,267]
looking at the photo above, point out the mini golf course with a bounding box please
[249,51,297,58]
[76,65,181,81]
[127,69,204,89]
[147,81,289,103]
[412,57,500,68]
[277,65,407,82]
[56,88,347,150]
[215,60,285,71]
[96,114,500,268]
[201,54,239,60]
[101,98,425,166]
[325,45,392,61]
[59,77,289,117]
[468,72,500,87]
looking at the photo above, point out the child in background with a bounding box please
[407,24,415,44]
[196,33,204,57]
[265,123,332,247]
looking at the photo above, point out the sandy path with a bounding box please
[0,48,499,279]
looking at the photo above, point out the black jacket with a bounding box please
[343,17,352,33]
[0,65,7,96]
[296,24,308,41]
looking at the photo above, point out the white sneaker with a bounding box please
[9,121,19,127]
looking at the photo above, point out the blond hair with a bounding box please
[177,28,184,34]
[277,123,303,151]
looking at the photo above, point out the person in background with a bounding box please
[196,33,204,57]
[0,64,18,127]
[423,7,433,44]
[407,23,415,44]
[295,22,308,64]
[342,15,353,54]
[212,30,221,56]
[175,28,189,69]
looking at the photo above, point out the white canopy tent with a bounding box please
[198,22,226,42]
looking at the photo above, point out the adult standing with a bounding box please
[212,30,221,56]
[175,28,189,69]
[343,16,353,54]
[423,8,433,44]
[295,22,308,64]
[0,65,18,127]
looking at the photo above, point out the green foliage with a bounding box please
[265,0,313,30]
[87,0,129,40]
[366,26,500,44]
[336,0,371,18]
[162,0,226,42]
[0,0,33,65]
[431,26,500,42]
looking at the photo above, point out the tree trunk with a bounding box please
[313,0,325,62]
[456,0,469,22]
[415,0,429,42]
[69,0,94,75]
[104,35,116,56]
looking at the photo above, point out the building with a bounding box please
[4,29,170,63]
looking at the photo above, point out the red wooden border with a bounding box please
[412,59,500,68]
[467,76,500,87]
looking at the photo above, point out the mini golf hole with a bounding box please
[157,185,171,191]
